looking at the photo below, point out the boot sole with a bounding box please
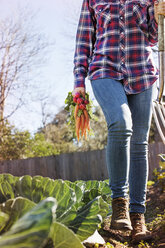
[110,224,133,231]
[132,233,153,243]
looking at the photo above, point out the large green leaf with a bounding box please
[75,180,86,192]
[0,174,17,187]
[0,212,9,233]
[15,176,54,203]
[0,174,17,203]
[98,181,112,206]
[0,197,57,248]
[56,205,77,226]
[0,174,111,246]
[41,177,55,198]
[50,222,84,248]
[96,196,111,219]
[85,180,100,191]
[0,181,14,204]
[15,175,32,200]
[82,188,100,204]
[62,196,109,241]
[49,179,76,219]
[65,181,83,204]
[0,197,36,233]
[31,176,45,203]
[76,180,111,206]
[56,180,111,241]
[98,180,111,195]
[77,180,111,196]
[14,176,76,217]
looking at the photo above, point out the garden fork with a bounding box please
[152,0,165,144]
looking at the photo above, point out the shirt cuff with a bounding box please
[74,77,86,89]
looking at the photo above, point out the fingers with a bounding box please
[72,87,86,98]
[155,1,165,16]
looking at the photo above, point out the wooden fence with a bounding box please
[0,142,164,181]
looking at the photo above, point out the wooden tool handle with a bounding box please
[158,0,165,52]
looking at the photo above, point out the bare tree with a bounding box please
[0,8,49,126]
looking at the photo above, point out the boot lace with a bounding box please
[131,213,145,232]
[115,200,128,219]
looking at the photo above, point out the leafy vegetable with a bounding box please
[15,175,32,200]
[65,180,83,205]
[0,174,17,204]
[0,197,36,233]
[48,179,76,219]
[67,196,109,241]
[75,180,112,207]
[0,174,112,247]
[50,222,84,248]
[0,212,9,233]
[0,197,57,248]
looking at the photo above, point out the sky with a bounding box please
[0,0,160,133]
[0,0,96,133]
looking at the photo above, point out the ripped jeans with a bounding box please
[90,78,155,213]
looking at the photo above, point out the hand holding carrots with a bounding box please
[65,91,92,142]
[154,1,165,24]
[72,87,85,98]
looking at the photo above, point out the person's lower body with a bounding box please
[90,78,154,240]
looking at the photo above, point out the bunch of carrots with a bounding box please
[73,92,90,142]
[65,92,92,142]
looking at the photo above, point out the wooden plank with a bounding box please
[0,143,164,180]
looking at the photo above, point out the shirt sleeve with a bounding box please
[73,0,96,89]
[147,1,158,46]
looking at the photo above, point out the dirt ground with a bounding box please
[85,182,165,248]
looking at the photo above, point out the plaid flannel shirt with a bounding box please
[73,0,159,94]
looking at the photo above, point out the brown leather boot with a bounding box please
[110,197,132,231]
[130,213,152,242]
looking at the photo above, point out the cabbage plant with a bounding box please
[0,174,111,248]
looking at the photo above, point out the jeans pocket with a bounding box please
[90,80,110,123]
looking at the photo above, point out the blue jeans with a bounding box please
[90,78,155,213]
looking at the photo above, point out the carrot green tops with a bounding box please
[73,0,158,94]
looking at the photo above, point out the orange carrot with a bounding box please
[83,116,87,132]
[76,116,81,142]
[74,104,79,119]
[79,114,82,137]
[80,114,85,137]
[87,119,90,131]
[83,109,90,131]
[87,120,90,131]
[83,109,89,123]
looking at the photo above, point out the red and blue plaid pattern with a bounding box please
[73,0,159,94]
